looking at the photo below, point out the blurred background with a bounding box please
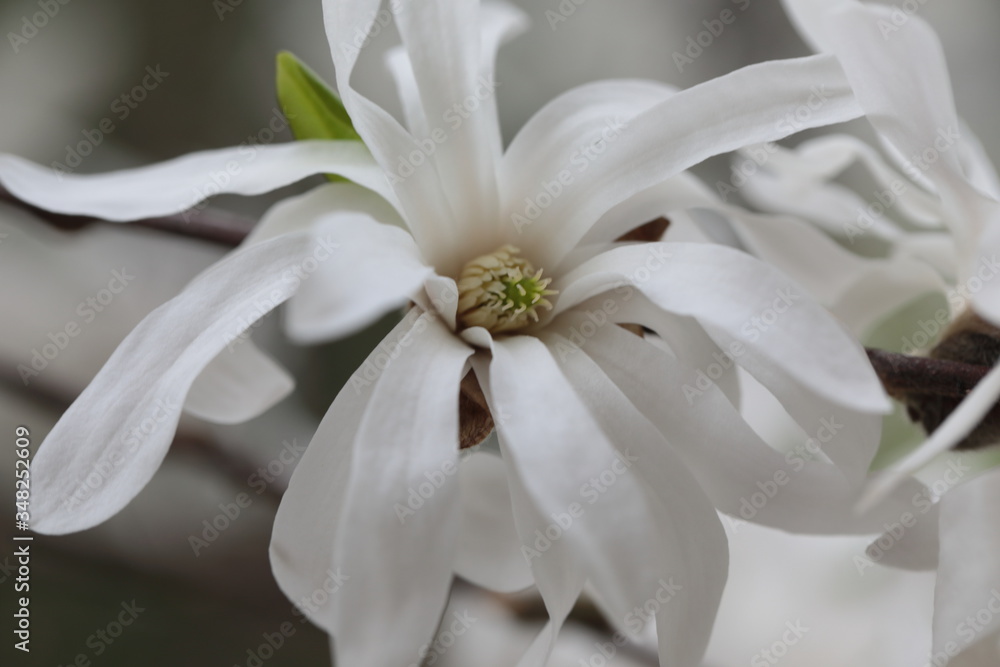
[2,0,1000,665]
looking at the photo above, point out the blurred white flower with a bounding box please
[725,0,1000,661]
[0,0,904,664]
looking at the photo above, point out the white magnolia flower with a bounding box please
[734,0,1000,661]
[2,0,905,664]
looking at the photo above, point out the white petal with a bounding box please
[394,0,490,221]
[392,0,528,234]
[270,312,416,633]
[934,467,1000,655]
[741,167,906,242]
[972,235,1000,327]
[694,319,880,485]
[822,6,963,175]
[575,172,716,251]
[419,274,460,332]
[475,338,657,665]
[0,141,389,221]
[554,242,889,415]
[475,1,532,160]
[956,119,1000,201]
[720,207,949,339]
[576,171,946,343]
[578,301,922,534]
[792,3,993,256]
[544,316,728,666]
[502,460,585,667]
[384,5,530,149]
[860,364,1000,511]
[322,0,459,266]
[501,79,675,247]
[383,46,429,139]
[867,502,939,572]
[830,255,952,338]
[329,312,472,666]
[284,213,433,343]
[244,180,404,247]
[741,135,944,234]
[30,232,314,534]
[272,309,473,667]
[454,448,534,593]
[948,635,1000,667]
[897,232,960,284]
[184,340,294,425]
[519,55,863,268]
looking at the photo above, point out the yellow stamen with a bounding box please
[457,245,557,333]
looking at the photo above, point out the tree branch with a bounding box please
[864,348,989,400]
[0,185,256,246]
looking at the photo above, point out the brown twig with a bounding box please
[0,185,256,246]
[864,348,990,401]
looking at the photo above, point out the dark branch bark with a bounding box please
[864,348,989,400]
[0,185,256,246]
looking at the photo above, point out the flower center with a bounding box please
[456,245,557,333]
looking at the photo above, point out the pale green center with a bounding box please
[457,245,557,333]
